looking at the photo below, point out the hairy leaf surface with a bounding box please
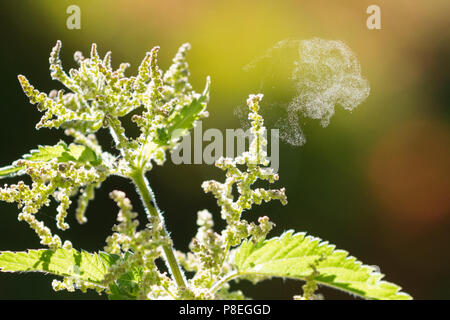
[157,77,210,145]
[235,231,412,300]
[0,141,100,178]
[0,249,117,284]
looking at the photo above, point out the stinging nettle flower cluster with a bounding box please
[0,40,411,300]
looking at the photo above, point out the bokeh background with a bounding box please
[0,0,449,299]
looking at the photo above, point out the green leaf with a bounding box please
[105,252,143,300]
[66,143,99,164]
[157,76,210,145]
[108,268,143,300]
[0,165,22,178]
[0,249,117,284]
[24,143,69,162]
[0,141,101,178]
[234,231,412,300]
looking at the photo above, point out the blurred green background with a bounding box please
[0,0,449,299]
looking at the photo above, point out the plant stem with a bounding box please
[131,170,187,288]
[107,116,186,288]
[210,271,239,294]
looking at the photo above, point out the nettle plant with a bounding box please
[0,41,411,300]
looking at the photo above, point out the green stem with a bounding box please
[210,271,239,294]
[107,116,186,288]
[131,170,186,288]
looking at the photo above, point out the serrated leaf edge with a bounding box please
[235,230,412,300]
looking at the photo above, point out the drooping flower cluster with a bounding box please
[174,94,287,299]
[102,190,174,299]
[18,41,209,176]
[0,140,109,249]
[202,94,287,245]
